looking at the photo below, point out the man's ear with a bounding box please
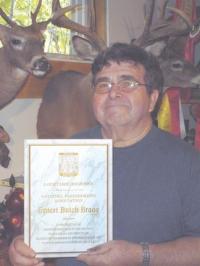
[149,89,159,112]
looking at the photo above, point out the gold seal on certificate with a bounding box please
[59,152,79,177]
[24,139,113,258]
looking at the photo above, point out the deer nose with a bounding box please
[33,57,51,72]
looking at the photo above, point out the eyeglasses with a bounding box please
[94,79,147,94]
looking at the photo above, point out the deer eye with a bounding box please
[11,38,22,46]
[10,37,25,50]
[171,60,184,71]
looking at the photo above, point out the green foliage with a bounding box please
[0,0,72,55]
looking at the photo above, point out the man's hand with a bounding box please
[77,240,142,266]
[8,235,44,266]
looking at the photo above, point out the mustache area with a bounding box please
[104,100,131,109]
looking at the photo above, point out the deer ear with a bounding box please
[145,41,166,57]
[72,35,99,60]
[0,25,12,45]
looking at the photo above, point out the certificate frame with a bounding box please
[24,139,112,258]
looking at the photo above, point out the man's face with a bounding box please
[92,62,159,130]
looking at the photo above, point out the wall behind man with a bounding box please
[106,0,145,44]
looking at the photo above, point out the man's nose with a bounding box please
[108,83,122,98]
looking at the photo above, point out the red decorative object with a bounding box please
[0,183,24,248]
[5,188,24,213]
[176,0,200,149]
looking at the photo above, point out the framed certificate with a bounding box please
[24,139,112,258]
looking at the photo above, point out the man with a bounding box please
[9,43,200,266]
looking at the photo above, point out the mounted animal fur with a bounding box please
[0,0,52,109]
[0,0,74,110]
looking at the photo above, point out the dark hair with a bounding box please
[91,42,164,94]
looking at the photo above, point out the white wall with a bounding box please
[0,99,40,178]
[0,99,41,199]
[106,0,145,44]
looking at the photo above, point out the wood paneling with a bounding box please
[95,0,107,42]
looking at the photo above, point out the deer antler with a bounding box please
[52,0,81,21]
[134,0,155,46]
[51,0,106,51]
[0,0,51,32]
[29,0,53,32]
[31,0,42,25]
[0,8,17,28]
[167,7,192,28]
[134,0,193,47]
[158,0,168,19]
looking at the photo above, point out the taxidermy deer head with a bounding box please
[132,0,200,89]
[0,0,52,109]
